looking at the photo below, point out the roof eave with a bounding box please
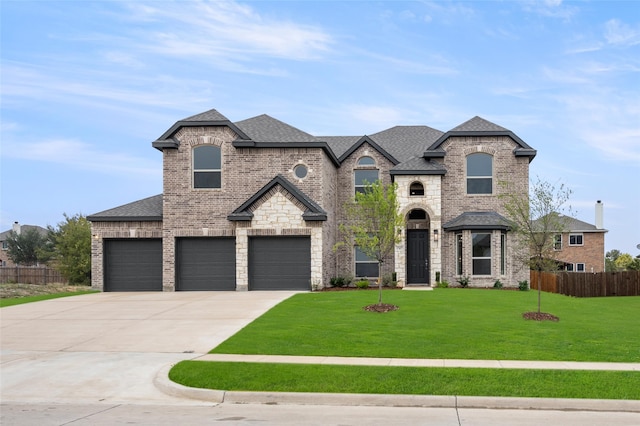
[87,216,163,222]
[390,169,446,176]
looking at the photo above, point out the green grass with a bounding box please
[170,361,640,400]
[212,289,640,362]
[0,291,97,307]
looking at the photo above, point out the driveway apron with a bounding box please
[0,291,295,405]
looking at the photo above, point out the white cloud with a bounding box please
[2,138,161,178]
[604,19,640,47]
[123,0,334,62]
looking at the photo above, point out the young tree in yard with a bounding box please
[6,228,51,266]
[501,177,572,319]
[339,181,404,308]
[46,214,92,285]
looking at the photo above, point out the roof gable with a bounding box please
[424,116,536,161]
[228,175,327,222]
[152,109,249,150]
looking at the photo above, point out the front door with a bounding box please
[407,230,429,284]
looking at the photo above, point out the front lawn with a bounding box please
[170,361,640,400]
[212,289,640,362]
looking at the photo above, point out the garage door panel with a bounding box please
[176,238,236,291]
[249,237,310,291]
[104,239,162,292]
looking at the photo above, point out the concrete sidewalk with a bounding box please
[195,353,640,371]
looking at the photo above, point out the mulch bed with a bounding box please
[363,303,399,313]
[320,286,402,292]
[522,311,560,321]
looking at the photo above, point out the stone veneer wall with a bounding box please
[394,175,442,286]
[90,221,163,291]
[439,136,530,287]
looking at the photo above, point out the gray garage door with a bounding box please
[249,237,310,291]
[104,239,162,291]
[176,238,236,291]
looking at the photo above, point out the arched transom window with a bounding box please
[354,156,378,195]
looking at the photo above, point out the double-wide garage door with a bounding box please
[103,236,310,291]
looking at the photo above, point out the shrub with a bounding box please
[436,280,449,288]
[382,274,398,288]
[518,280,529,291]
[457,275,470,288]
[493,279,503,289]
[330,276,346,288]
[355,279,370,289]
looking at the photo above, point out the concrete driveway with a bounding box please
[0,291,296,405]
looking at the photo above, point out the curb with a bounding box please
[155,364,640,412]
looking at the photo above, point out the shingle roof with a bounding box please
[181,108,230,122]
[88,195,163,222]
[235,115,318,143]
[321,136,362,159]
[451,116,509,132]
[443,211,511,231]
[369,125,444,163]
[0,225,48,240]
[390,156,447,175]
[532,214,607,233]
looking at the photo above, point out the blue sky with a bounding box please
[1,0,639,255]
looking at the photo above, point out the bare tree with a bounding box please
[501,177,572,316]
[338,181,404,307]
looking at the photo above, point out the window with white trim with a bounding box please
[466,153,493,194]
[576,263,585,272]
[569,234,583,246]
[554,234,562,250]
[193,145,221,189]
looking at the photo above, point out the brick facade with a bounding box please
[89,110,541,291]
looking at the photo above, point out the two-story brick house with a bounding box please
[88,108,536,291]
[551,201,607,273]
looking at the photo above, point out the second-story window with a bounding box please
[193,145,221,189]
[410,181,424,196]
[354,156,378,195]
[467,153,493,194]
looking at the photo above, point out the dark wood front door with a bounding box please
[407,230,429,284]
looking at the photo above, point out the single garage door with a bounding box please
[249,236,310,291]
[176,237,236,291]
[104,239,162,291]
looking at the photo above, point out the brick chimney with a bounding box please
[595,201,604,230]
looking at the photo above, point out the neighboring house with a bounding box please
[0,222,48,267]
[551,201,607,273]
[88,108,536,291]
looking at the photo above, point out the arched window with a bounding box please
[193,145,221,188]
[354,156,378,195]
[410,181,424,196]
[357,156,375,166]
[466,153,492,194]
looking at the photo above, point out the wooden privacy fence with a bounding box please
[0,266,67,285]
[530,270,640,297]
